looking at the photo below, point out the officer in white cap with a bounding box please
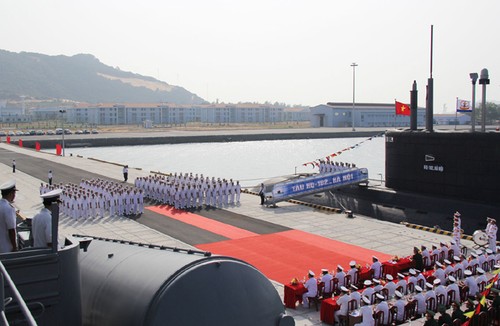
[349,284,361,306]
[383,274,397,297]
[433,261,446,285]
[347,260,358,285]
[32,189,62,248]
[475,268,488,286]
[463,269,478,298]
[320,268,333,295]
[335,265,346,287]
[354,296,374,326]
[335,286,350,323]
[446,276,460,305]
[374,292,389,324]
[487,218,498,252]
[393,290,406,323]
[0,180,18,253]
[362,280,375,303]
[414,285,426,316]
[425,282,436,304]
[396,273,408,295]
[302,270,317,308]
[371,256,382,279]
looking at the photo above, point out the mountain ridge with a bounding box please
[0,49,205,105]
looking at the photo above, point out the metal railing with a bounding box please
[0,261,37,326]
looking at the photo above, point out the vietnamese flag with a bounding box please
[395,101,411,116]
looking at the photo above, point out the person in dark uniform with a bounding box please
[258,183,265,205]
[424,310,438,326]
[437,304,452,326]
[450,301,465,323]
[123,165,129,182]
[12,160,15,173]
[412,246,424,272]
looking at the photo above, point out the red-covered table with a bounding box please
[382,257,414,278]
[284,283,307,309]
[320,298,340,325]
[358,266,372,282]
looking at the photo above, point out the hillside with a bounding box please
[0,49,205,104]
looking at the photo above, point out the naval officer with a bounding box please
[0,180,18,253]
[32,189,62,248]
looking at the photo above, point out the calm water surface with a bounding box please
[64,137,385,187]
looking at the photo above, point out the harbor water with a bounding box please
[62,136,385,187]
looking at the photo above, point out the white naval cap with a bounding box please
[450,240,456,245]
[308,270,315,276]
[477,268,485,274]
[453,256,461,262]
[433,279,441,285]
[337,265,344,271]
[476,250,483,255]
[426,282,433,289]
[415,285,423,292]
[464,270,472,276]
[362,296,371,304]
[340,286,349,293]
[375,293,385,300]
[470,252,478,258]
[350,285,358,291]
[40,188,63,199]
[372,256,379,261]
[349,260,356,267]
[321,268,328,273]
[364,280,372,286]
[435,262,443,268]
[373,279,381,284]
[486,249,493,254]
[394,290,403,298]
[444,259,452,265]
[397,273,405,279]
[409,269,416,276]
[386,274,393,281]
[448,276,456,283]
[0,180,17,192]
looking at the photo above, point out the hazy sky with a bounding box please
[2,1,499,112]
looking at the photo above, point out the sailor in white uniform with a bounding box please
[354,296,375,326]
[487,218,498,252]
[32,189,62,248]
[0,180,18,253]
[371,256,382,279]
[302,270,318,308]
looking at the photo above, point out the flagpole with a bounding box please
[455,97,458,130]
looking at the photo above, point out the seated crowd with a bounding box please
[299,240,500,325]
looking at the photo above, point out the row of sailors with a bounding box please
[318,161,356,174]
[134,174,241,209]
[79,178,145,216]
[307,265,498,324]
[40,181,144,219]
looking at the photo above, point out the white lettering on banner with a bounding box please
[332,176,341,183]
[292,184,304,192]
[342,173,354,181]
[317,179,329,187]
[423,164,444,172]
[305,182,315,189]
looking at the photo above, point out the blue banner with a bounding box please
[270,168,368,202]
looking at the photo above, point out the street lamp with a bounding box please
[351,63,358,131]
[469,73,478,132]
[478,68,490,132]
[59,109,66,156]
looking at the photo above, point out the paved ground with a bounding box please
[0,142,479,326]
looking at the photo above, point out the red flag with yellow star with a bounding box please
[395,101,411,116]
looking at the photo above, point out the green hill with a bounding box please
[0,49,205,104]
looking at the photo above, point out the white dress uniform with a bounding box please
[302,276,318,308]
[335,291,349,323]
[0,195,17,253]
[488,222,498,252]
[32,207,52,247]
[375,300,389,325]
[235,182,241,203]
[354,301,375,326]
[371,260,382,279]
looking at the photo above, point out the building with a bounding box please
[433,113,471,125]
[29,103,310,125]
[310,102,426,128]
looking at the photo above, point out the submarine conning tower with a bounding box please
[76,235,294,326]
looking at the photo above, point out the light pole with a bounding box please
[478,68,490,132]
[351,63,358,131]
[469,73,478,132]
[59,109,66,156]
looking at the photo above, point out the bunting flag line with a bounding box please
[460,267,499,322]
[301,132,385,168]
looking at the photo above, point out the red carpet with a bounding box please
[196,229,393,284]
[146,205,258,239]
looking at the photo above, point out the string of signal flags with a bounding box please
[301,132,385,169]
